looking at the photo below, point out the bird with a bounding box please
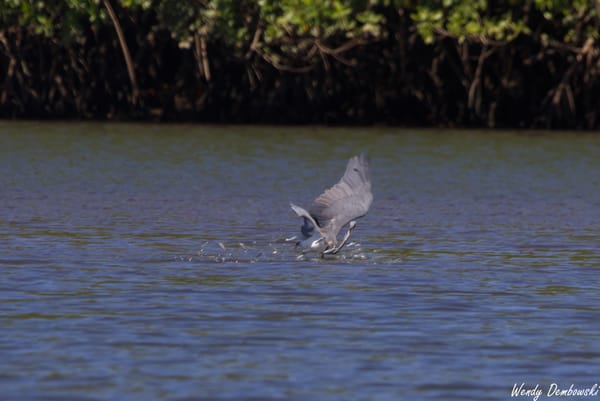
[290,153,373,256]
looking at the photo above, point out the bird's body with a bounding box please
[291,153,373,256]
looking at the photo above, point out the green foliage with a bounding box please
[0,0,106,39]
[412,0,530,44]
[0,0,597,51]
[412,0,598,45]
[1,0,599,127]
[243,0,385,68]
[258,0,382,40]
[530,0,599,43]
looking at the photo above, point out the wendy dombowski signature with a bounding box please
[512,383,599,401]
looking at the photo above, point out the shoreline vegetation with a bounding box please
[1,1,599,128]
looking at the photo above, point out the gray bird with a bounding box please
[291,153,373,256]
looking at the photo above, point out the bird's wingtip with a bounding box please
[290,203,303,216]
[347,152,369,166]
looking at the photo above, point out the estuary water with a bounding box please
[1,122,599,401]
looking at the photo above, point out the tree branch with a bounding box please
[194,32,211,81]
[103,0,139,104]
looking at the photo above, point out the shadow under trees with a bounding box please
[0,0,598,128]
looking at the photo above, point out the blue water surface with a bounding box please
[1,123,599,401]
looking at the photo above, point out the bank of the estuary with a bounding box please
[1,1,599,128]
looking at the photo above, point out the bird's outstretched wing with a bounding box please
[290,203,322,238]
[309,153,373,238]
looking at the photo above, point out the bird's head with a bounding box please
[317,234,338,255]
[310,236,331,252]
[295,234,327,253]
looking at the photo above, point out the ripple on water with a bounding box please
[1,125,600,401]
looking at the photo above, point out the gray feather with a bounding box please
[308,153,373,238]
